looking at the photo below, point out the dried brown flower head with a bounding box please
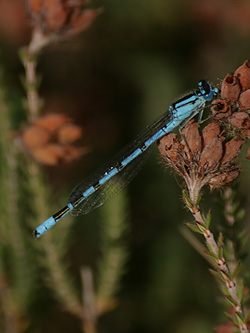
[158,60,250,202]
[21,113,88,165]
[157,61,250,332]
[0,0,101,45]
[158,120,242,202]
[27,0,101,40]
[209,60,250,162]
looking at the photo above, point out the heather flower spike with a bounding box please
[27,0,101,43]
[21,113,87,165]
[19,1,99,165]
[158,120,242,199]
[158,61,250,332]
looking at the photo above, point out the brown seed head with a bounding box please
[22,125,51,148]
[34,113,70,133]
[202,121,221,147]
[181,121,202,156]
[238,89,250,111]
[68,9,100,36]
[23,113,85,166]
[221,137,245,165]
[209,168,241,188]
[221,75,241,101]
[57,123,83,144]
[158,133,180,163]
[234,60,250,92]
[199,137,223,172]
[229,112,250,129]
[44,0,69,31]
[31,143,83,165]
[28,0,101,43]
[211,100,232,119]
[31,143,65,165]
[158,119,244,194]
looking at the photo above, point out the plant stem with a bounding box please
[186,190,249,332]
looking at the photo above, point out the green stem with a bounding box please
[186,191,248,332]
[21,30,83,321]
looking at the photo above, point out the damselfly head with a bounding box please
[198,79,218,101]
[198,79,219,101]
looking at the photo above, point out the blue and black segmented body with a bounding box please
[34,80,218,238]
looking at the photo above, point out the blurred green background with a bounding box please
[1,0,250,332]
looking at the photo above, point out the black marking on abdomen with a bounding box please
[140,144,147,151]
[93,182,101,190]
[72,195,84,207]
[53,206,71,221]
[117,162,124,171]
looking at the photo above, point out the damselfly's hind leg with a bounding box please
[198,109,204,123]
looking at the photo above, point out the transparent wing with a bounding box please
[68,109,172,216]
[69,146,153,216]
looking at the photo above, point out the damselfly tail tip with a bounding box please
[33,216,56,238]
[33,229,41,238]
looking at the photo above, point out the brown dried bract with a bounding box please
[69,8,100,36]
[158,133,180,163]
[211,100,232,119]
[234,60,250,92]
[34,113,70,133]
[22,125,51,148]
[202,121,221,147]
[199,137,223,172]
[22,112,86,166]
[57,123,83,144]
[31,143,86,165]
[31,143,65,165]
[209,169,241,188]
[238,89,250,111]
[182,121,202,156]
[229,112,250,129]
[158,120,243,194]
[44,0,69,31]
[221,137,245,165]
[28,0,101,39]
[221,75,241,101]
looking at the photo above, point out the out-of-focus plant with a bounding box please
[0,1,131,332]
